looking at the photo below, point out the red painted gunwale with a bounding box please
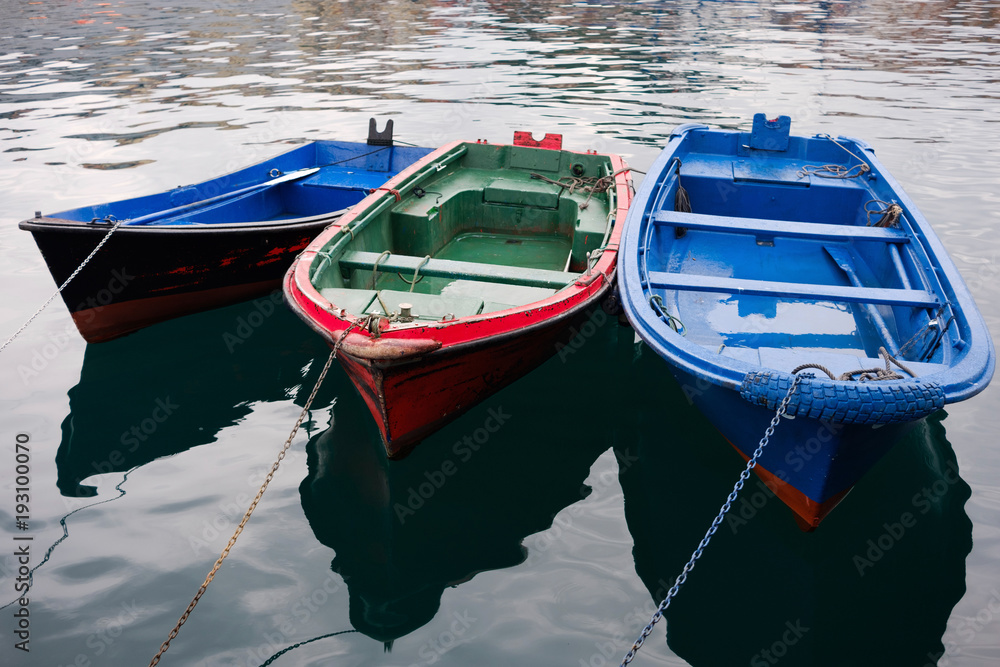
[283,140,633,453]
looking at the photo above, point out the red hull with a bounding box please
[337,299,601,457]
[283,140,633,454]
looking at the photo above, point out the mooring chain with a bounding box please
[619,375,802,667]
[333,314,383,349]
[148,348,337,667]
[1,217,125,354]
[258,629,359,667]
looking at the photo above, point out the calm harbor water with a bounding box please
[2,1,999,665]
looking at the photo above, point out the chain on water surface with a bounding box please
[147,348,337,667]
[619,375,802,666]
[1,218,125,354]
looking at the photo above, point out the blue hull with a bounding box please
[618,115,994,527]
[671,365,916,526]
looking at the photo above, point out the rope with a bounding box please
[799,163,869,179]
[396,272,425,289]
[317,146,390,168]
[791,346,916,382]
[798,134,871,180]
[649,294,685,335]
[864,199,903,228]
[147,348,338,667]
[1,217,125,354]
[674,181,691,213]
[620,375,803,666]
[398,255,430,293]
[529,167,633,210]
[371,187,401,202]
[375,292,391,317]
[580,167,634,210]
[311,250,335,282]
[369,251,391,290]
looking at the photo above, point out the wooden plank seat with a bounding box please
[651,210,911,243]
[646,272,939,308]
[339,250,579,290]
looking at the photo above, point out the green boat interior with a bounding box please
[308,142,620,321]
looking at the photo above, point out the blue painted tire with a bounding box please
[740,372,945,425]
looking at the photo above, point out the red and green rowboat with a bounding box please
[283,135,632,455]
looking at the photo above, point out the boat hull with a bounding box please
[284,139,633,453]
[333,295,604,457]
[670,365,915,529]
[19,219,323,342]
[19,138,433,342]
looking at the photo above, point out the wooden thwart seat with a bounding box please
[652,210,910,243]
[339,250,578,290]
[646,272,939,308]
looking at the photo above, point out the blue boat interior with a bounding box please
[638,125,961,379]
[50,141,434,226]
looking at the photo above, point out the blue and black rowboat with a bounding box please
[618,114,994,529]
[18,120,432,342]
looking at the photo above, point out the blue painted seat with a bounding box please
[651,210,911,243]
[645,272,939,308]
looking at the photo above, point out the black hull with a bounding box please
[19,214,339,342]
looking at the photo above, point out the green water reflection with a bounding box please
[298,319,968,663]
[51,301,972,664]
[55,297,330,498]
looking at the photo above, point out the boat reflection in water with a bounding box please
[299,307,617,643]
[55,296,330,498]
[617,344,972,666]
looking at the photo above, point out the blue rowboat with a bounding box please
[617,114,994,528]
[19,120,432,342]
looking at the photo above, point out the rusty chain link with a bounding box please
[148,347,337,666]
